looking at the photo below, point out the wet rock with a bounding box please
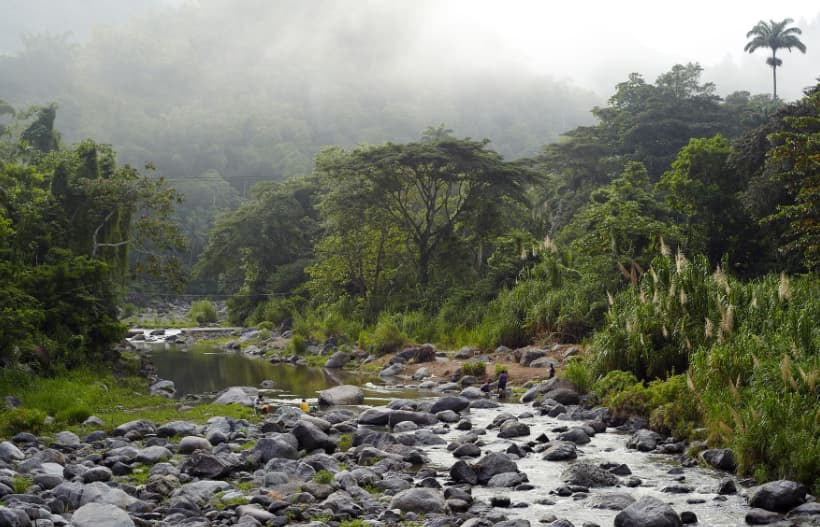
[492,495,512,507]
[358,407,392,426]
[453,443,481,458]
[745,508,785,524]
[488,472,528,488]
[157,421,197,438]
[588,493,636,510]
[252,436,298,462]
[380,363,404,377]
[436,410,460,423]
[389,488,445,513]
[71,502,135,527]
[178,436,212,454]
[318,385,364,406]
[112,419,156,438]
[498,420,530,438]
[542,442,577,461]
[80,466,113,483]
[389,410,437,427]
[614,496,682,527]
[557,428,590,445]
[475,452,519,484]
[470,399,501,409]
[700,448,737,471]
[213,386,256,406]
[456,419,473,430]
[394,421,418,432]
[430,396,470,414]
[324,351,350,369]
[717,477,737,495]
[548,520,575,527]
[412,367,430,380]
[543,388,580,405]
[450,460,478,485]
[748,480,807,512]
[626,429,662,452]
[0,441,25,462]
[292,421,336,453]
[560,463,619,488]
[460,387,485,399]
[787,502,820,522]
[679,511,697,524]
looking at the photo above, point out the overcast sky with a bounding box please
[2,0,819,100]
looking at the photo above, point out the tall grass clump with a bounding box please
[562,357,594,394]
[188,300,218,325]
[461,361,487,378]
[689,273,820,493]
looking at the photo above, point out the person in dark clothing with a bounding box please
[480,378,492,395]
[549,362,555,379]
[497,371,508,397]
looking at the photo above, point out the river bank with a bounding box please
[0,374,816,527]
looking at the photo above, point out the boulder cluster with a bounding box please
[0,378,815,527]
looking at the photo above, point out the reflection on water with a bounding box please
[144,343,421,403]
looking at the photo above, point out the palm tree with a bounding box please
[745,18,807,100]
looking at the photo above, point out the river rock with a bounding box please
[177,436,212,454]
[475,452,519,484]
[53,430,81,449]
[412,367,430,380]
[157,420,198,437]
[745,508,785,524]
[389,410,437,427]
[358,408,392,426]
[389,488,445,513]
[614,496,682,527]
[136,445,172,464]
[455,346,478,359]
[450,459,478,484]
[71,502,135,527]
[453,443,482,458]
[543,388,580,405]
[787,502,820,522]
[470,398,501,409]
[112,419,156,438]
[430,396,470,414]
[213,386,256,406]
[253,436,298,462]
[80,466,112,483]
[0,441,25,462]
[588,492,636,510]
[292,421,336,453]
[436,410,460,423]
[170,480,230,507]
[520,377,579,403]
[380,363,404,377]
[557,427,591,445]
[626,429,662,452]
[560,463,619,487]
[488,471,528,488]
[149,379,176,398]
[498,420,530,438]
[542,441,577,461]
[180,451,235,479]
[748,480,807,512]
[318,385,364,405]
[700,448,737,471]
[520,349,547,366]
[80,481,138,508]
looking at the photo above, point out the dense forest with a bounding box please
[0,3,818,493]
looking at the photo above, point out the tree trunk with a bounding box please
[772,50,778,101]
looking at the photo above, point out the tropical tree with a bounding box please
[744,18,807,101]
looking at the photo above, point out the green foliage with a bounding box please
[367,316,405,356]
[562,357,593,394]
[461,361,487,377]
[339,520,367,527]
[188,300,218,325]
[337,433,353,452]
[744,18,807,100]
[313,469,334,484]
[493,364,509,376]
[11,476,34,494]
[0,408,48,436]
[286,335,308,356]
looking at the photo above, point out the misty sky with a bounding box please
[1,0,819,100]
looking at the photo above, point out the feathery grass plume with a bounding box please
[720,305,735,336]
[781,354,799,391]
[520,246,528,260]
[729,407,745,431]
[675,248,687,273]
[797,366,817,393]
[639,289,647,304]
[662,325,668,338]
[713,265,730,294]
[751,293,758,309]
[659,235,671,257]
[704,318,714,339]
[778,273,792,301]
[669,281,676,299]
[607,291,615,306]
[679,288,688,306]
[650,268,658,285]
[752,354,761,369]
[685,337,692,351]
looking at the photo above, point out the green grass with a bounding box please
[0,361,254,438]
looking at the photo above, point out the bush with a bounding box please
[313,469,333,484]
[462,361,487,377]
[286,334,308,355]
[0,408,47,436]
[563,357,593,393]
[593,370,639,401]
[188,300,218,325]
[369,316,404,356]
[337,433,353,452]
[55,404,92,425]
[494,364,509,376]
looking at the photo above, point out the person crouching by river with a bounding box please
[497,370,508,398]
[480,377,492,396]
[254,393,271,415]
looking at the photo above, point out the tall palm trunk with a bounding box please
[771,50,778,100]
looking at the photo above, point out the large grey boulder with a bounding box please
[543,388,580,405]
[79,481,138,508]
[252,436,298,462]
[389,488,445,514]
[71,502,135,527]
[149,379,176,399]
[459,387,485,399]
[498,420,530,438]
[213,386,256,406]
[157,420,197,437]
[557,427,591,445]
[748,480,807,512]
[318,385,364,406]
[519,377,578,403]
[136,446,172,464]
[450,459,478,485]
[475,452,519,484]
[560,463,619,487]
[180,451,235,479]
[177,436,212,454]
[112,419,156,438]
[588,493,636,510]
[292,421,336,453]
[614,496,682,527]
[380,363,404,377]
[626,429,662,452]
[0,441,24,462]
[487,471,528,488]
[170,480,230,507]
[542,441,578,461]
[700,448,737,471]
[430,396,470,414]
[53,431,81,449]
[324,352,351,369]
[389,410,437,427]
[520,348,546,366]
[358,407,392,426]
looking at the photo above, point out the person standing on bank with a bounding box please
[300,398,310,413]
[497,370,508,397]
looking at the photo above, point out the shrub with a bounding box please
[593,370,639,401]
[55,404,92,425]
[188,300,218,325]
[563,357,593,393]
[0,408,47,436]
[337,433,353,452]
[314,469,333,484]
[286,334,308,355]
[370,316,404,355]
[11,475,34,494]
[494,364,509,376]
[462,361,487,377]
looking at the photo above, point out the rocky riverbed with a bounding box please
[0,379,816,527]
